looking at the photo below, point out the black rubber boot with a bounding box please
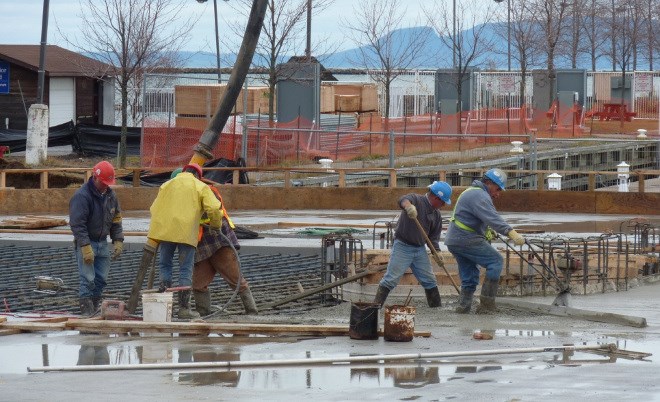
[373,285,391,307]
[424,286,442,307]
[91,296,102,316]
[193,290,215,316]
[239,288,259,315]
[79,298,95,317]
[476,278,500,314]
[455,289,474,314]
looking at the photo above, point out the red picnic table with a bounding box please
[597,103,637,122]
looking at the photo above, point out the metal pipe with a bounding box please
[28,344,615,372]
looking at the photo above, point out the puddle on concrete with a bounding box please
[1,332,655,390]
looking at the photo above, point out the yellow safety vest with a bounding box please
[449,186,496,240]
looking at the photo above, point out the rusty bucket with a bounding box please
[384,305,416,342]
[349,302,380,340]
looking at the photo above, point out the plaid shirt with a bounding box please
[195,220,240,263]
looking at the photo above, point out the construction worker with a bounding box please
[374,181,453,308]
[69,161,124,316]
[192,190,258,316]
[445,168,525,314]
[168,168,258,316]
[147,163,222,320]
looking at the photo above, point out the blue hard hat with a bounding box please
[428,181,452,205]
[484,168,507,191]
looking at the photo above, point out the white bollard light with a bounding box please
[547,173,562,190]
[617,161,630,192]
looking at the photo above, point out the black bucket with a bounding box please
[349,302,379,340]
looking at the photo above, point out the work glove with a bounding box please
[404,204,417,219]
[508,229,525,246]
[111,240,123,261]
[81,244,95,265]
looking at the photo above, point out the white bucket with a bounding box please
[142,292,173,322]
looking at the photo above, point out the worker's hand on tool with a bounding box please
[81,244,94,265]
[111,240,123,261]
[404,204,417,219]
[508,229,525,246]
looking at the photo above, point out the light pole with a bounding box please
[196,0,228,84]
[494,0,511,71]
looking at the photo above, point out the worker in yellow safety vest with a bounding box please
[444,168,525,314]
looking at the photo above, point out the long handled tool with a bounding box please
[411,216,460,294]
[498,236,571,306]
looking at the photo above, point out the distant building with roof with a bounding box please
[0,44,115,129]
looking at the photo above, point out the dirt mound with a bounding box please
[0,158,85,189]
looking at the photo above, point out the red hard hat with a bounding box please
[93,161,116,185]
[183,163,203,178]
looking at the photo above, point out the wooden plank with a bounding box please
[1,321,68,331]
[498,298,647,328]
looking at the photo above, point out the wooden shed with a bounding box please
[0,45,115,130]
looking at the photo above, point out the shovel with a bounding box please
[411,216,460,294]
[499,236,571,307]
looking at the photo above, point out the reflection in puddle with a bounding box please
[1,332,655,390]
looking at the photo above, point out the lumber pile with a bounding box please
[0,215,67,229]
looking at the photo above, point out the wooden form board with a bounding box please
[0,319,431,338]
[0,215,67,229]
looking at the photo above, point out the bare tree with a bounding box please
[343,0,430,122]
[529,0,570,108]
[425,0,497,132]
[62,0,197,167]
[582,0,611,70]
[229,0,334,123]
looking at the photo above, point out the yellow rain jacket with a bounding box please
[147,172,222,246]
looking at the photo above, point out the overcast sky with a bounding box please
[4,0,431,54]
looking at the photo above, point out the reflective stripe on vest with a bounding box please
[449,186,481,233]
[201,185,235,229]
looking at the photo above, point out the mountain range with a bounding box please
[170,24,651,71]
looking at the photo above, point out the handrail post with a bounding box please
[132,169,140,187]
[284,170,291,188]
[389,170,397,188]
[338,170,346,188]
[232,169,240,185]
[636,171,645,193]
[40,171,48,189]
[0,171,5,188]
[588,172,596,191]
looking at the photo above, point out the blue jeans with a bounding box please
[158,241,196,287]
[447,239,503,292]
[75,240,110,298]
[379,239,437,290]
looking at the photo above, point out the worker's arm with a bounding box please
[400,198,417,219]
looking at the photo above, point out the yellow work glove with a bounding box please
[508,229,525,246]
[404,204,417,219]
[111,240,123,261]
[81,244,95,265]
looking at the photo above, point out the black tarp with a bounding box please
[117,157,249,187]
[0,121,76,153]
[73,124,141,156]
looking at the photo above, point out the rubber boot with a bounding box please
[239,288,259,315]
[193,290,216,317]
[424,287,442,307]
[177,290,201,320]
[476,278,500,314]
[455,289,474,314]
[91,296,102,316]
[79,298,95,317]
[373,285,390,307]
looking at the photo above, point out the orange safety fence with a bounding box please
[141,104,624,167]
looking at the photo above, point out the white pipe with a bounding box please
[28,344,614,373]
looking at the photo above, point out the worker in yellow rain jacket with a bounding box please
[147,163,221,319]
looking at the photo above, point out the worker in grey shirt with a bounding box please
[445,168,524,314]
[374,181,452,308]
